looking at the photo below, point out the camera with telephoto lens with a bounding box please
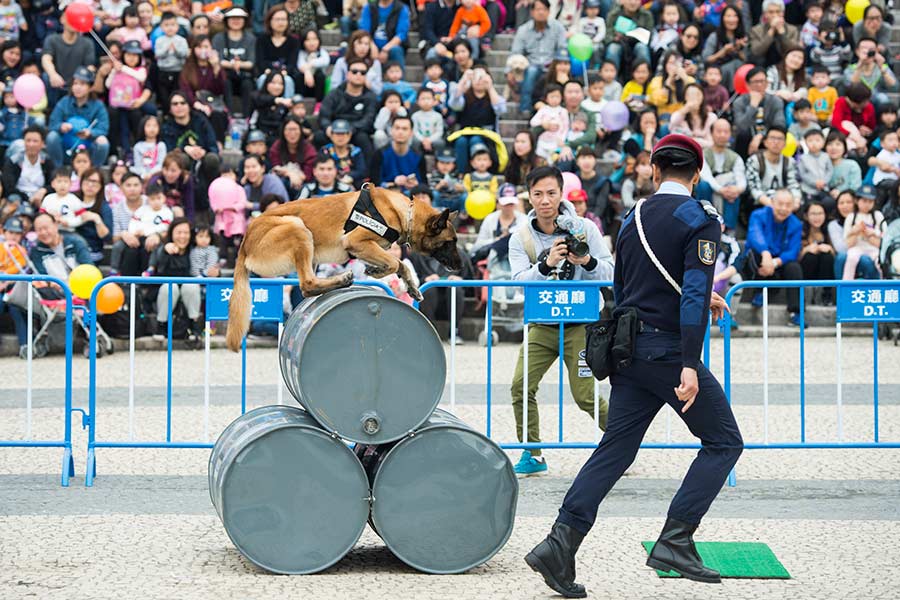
[868,49,877,58]
[555,214,590,258]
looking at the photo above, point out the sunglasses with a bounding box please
[349,68,368,75]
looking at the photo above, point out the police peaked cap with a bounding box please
[651,134,704,170]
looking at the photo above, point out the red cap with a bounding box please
[651,133,704,170]
[567,189,588,202]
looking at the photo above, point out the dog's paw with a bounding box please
[408,286,424,302]
[340,271,354,286]
[364,264,388,278]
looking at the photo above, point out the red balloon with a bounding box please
[65,2,94,34]
[733,63,754,95]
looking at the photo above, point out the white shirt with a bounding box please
[17,155,44,196]
[42,193,85,230]
[656,181,692,196]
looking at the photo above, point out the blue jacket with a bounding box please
[0,109,36,146]
[30,232,93,275]
[48,96,110,138]
[747,206,803,264]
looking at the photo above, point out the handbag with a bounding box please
[584,199,682,380]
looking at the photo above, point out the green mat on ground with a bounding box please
[641,542,791,579]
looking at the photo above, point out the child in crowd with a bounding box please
[530,84,568,162]
[702,64,729,113]
[579,0,606,67]
[108,6,151,51]
[153,12,188,105]
[600,61,622,103]
[843,186,886,279]
[69,150,92,193]
[41,168,84,231]
[581,74,606,122]
[252,70,293,141]
[873,129,900,206]
[108,40,150,159]
[651,1,682,62]
[0,84,33,162]
[422,59,451,119]
[111,182,173,276]
[621,61,651,113]
[448,0,491,55]
[298,155,353,198]
[379,242,419,305]
[321,119,367,188]
[373,91,407,149]
[411,88,445,156]
[189,224,220,278]
[132,115,167,181]
[798,129,833,204]
[809,21,852,83]
[789,99,821,145]
[0,0,27,43]
[105,161,129,205]
[210,169,248,267]
[464,144,498,197]
[566,112,590,150]
[800,0,823,48]
[808,65,838,127]
[382,62,417,107]
[428,148,466,213]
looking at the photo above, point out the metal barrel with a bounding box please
[356,409,518,574]
[209,405,370,574]
[279,286,446,444]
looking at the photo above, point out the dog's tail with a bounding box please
[225,242,251,353]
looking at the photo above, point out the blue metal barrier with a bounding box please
[84,276,393,487]
[722,280,900,486]
[0,273,76,486]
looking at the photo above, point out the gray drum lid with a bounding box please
[220,426,370,574]
[296,295,446,444]
[370,427,518,573]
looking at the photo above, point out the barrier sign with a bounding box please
[837,285,900,322]
[524,287,600,323]
[206,282,284,321]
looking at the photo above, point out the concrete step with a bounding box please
[406,50,510,67]
[404,64,506,82]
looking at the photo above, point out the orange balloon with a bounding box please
[96,283,125,315]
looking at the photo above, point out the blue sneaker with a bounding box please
[514,451,548,476]
[788,312,809,329]
[751,292,763,308]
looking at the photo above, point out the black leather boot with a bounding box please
[525,522,587,598]
[646,517,721,583]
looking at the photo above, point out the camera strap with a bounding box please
[635,199,682,295]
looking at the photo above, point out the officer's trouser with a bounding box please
[557,331,743,534]
[511,324,608,456]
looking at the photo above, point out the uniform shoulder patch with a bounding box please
[698,240,716,265]
[698,199,720,220]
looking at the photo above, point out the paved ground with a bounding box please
[1,337,899,599]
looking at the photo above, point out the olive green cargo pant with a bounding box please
[511,324,608,456]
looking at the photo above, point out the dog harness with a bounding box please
[343,185,403,244]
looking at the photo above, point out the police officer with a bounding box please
[524,135,744,597]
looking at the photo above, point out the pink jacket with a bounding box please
[210,185,248,238]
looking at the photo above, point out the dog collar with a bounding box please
[343,185,402,244]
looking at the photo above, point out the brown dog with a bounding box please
[225,186,460,352]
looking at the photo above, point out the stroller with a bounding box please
[881,219,900,345]
[6,252,115,358]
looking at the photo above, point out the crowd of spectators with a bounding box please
[2,0,900,355]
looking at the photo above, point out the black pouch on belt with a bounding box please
[584,317,617,381]
[612,307,638,372]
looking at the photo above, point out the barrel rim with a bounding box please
[210,407,370,575]
[369,423,519,574]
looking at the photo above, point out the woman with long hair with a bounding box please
[212,7,257,116]
[447,67,506,171]
[178,35,228,140]
[701,4,748,85]
[767,46,808,104]
[256,6,300,76]
[268,115,317,190]
[152,217,203,342]
[675,23,704,78]
[828,189,880,280]
[330,30,383,94]
[800,200,836,303]
[75,168,112,263]
[504,131,546,209]
[669,83,717,147]
[296,29,330,101]
[147,150,198,221]
[648,50,695,120]
[445,39,476,83]
[532,58,571,111]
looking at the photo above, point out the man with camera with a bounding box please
[508,166,614,476]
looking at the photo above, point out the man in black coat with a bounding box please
[316,58,379,158]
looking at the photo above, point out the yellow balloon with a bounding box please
[69,264,103,300]
[465,190,496,220]
[782,132,798,157]
[845,0,870,24]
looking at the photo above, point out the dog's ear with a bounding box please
[430,208,451,233]
[448,210,458,225]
